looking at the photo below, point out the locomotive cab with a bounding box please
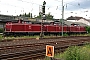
[18,19,23,23]
[5,22,12,32]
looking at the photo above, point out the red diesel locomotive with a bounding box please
[4,20,87,36]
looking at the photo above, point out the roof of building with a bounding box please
[0,19,18,23]
[0,14,15,19]
[85,19,90,22]
[66,16,83,20]
[64,21,88,26]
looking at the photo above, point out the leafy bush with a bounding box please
[85,26,90,33]
[0,28,4,33]
[63,33,68,36]
[44,43,90,60]
[59,44,90,60]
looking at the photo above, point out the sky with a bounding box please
[0,0,90,19]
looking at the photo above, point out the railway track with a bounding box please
[0,36,90,60]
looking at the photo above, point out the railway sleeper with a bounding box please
[5,58,14,60]
[24,52,45,58]
[0,54,9,59]
[0,51,45,59]
[13,56,24,59]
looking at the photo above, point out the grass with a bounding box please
[0,35,35,41]
[0,35,59,41]
[0,33,90,41]
[0,35,3,40]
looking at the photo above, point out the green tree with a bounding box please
[28,12,30,17]
[19,14,22,16]
[35,12,54,20]
[46,12,53,20]
[19,12,32,18]
[35,12,42,19]
[25,13,27,17]
[85,26,90,33]
[30,13,32,18]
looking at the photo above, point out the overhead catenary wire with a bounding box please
[18,0,89,13]
[55,0,90,18]
[0,1,34,15]
[54,0,90,14]
[0,0,89,17]
[0,0,65,14]
[0,0,89,11]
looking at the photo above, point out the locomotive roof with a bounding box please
[0,19,32,23]
[0,19,16,23]
[32,21,50,24]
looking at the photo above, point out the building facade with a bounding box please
[66,16,90,26]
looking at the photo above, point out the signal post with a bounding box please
[40,1,46,38]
